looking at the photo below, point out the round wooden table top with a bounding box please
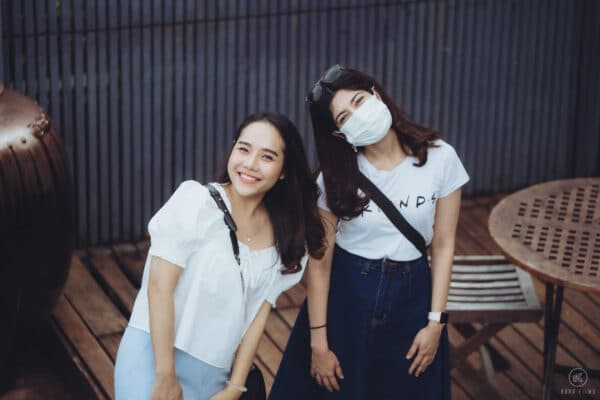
[489,178,600,293]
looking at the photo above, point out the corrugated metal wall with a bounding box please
[1,0,599,245]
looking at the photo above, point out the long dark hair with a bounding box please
[219,112,325,273]
[308,66,441,220]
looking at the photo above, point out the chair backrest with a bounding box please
[448,256,543,324]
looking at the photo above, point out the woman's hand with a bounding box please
[151,372,183,400]
[406,322,444,377]
[209,385,243,400]
[311,346,344,392]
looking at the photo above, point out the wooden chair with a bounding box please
[447,255,543,390]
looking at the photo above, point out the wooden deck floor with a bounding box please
[40,195,600,399]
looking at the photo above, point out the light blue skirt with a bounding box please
[114,326,230,400]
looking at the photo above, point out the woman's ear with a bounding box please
[279,173,285,180]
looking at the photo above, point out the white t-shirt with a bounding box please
[317,139,470,261]
[128,181,306,369]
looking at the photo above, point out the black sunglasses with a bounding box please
[305,64,345,104]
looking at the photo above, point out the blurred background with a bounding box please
[1,1,599,399]
[2,0,598,247]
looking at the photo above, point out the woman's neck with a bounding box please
[223,184,265,219]
[363,130,408,169]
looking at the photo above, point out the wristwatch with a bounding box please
[428,311,449,324]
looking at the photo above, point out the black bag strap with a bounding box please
[205,184,241,265]
[358,173,428,259]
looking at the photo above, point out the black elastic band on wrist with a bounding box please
[310,324,327,330]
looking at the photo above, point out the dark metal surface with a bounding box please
[1,0,599,245]
[0,83,73,392]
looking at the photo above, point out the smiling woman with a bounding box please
[113,112,325,400]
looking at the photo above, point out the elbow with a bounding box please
[431,235,456,254]
[147,277,175,302]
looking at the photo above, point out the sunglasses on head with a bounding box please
[305,64,345,104]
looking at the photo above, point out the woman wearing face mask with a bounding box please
[269,66,469,400]
[114,112,325,400]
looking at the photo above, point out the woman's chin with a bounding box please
[231,178,269,199]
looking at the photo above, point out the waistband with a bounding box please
[334,245,426,273]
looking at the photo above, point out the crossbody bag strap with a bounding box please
[205,184,241,265]
[358,173,428,259]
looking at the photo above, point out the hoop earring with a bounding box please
[331,130,346,140]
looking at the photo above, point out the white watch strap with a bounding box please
[428,311,442,321]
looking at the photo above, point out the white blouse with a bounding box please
[128,180,306,368]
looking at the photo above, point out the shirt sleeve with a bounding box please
[147,180,216,268]
[438,144,470,198]
[316,172,331,212]
[265,253,308,307]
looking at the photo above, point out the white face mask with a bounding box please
[338,94,392,147]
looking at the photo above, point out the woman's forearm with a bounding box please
[148,285,177,375]
[429,243,454,314]
[228,302,271,390]
[429,189,462,317]
[306,256,333,350]
[306,209,338,350]
[147,256,182,376]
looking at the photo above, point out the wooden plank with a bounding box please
[494,324,544,387]
[448,324,482,371]
[564,287,600,333]
[448,294,526,303]
[112,243,146,287]
[531,278,600,364]
[51,296,113,399]
[255,335,282,378]
[264,312,292,351]
[99,333,123,362]
[451,272,519,281]
[516,268,543,309]
[282,283,306,306]
[457,208,499,253]
[451,280,520,289]
[456,215,489,255]
[450,381,473,400]
[87,247,138,315]
[275,290,295,308]
[452,264,516,273]
[448,302,540,311]
[63,255,127,336]
[254,358,274,394]
[453,255,507,263]
[275,307,300,329]
[450,323,506,368]
[451,361,503,400]
[449,287,525,296]
[488,334,542,399]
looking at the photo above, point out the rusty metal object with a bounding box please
[0,82,73,391]
[489,178,600,292]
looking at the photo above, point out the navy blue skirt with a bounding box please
[269,245,451,400]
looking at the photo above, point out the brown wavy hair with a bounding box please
[308,66,441,220]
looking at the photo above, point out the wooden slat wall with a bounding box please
[0,4,4,81]
[1,0,599,246]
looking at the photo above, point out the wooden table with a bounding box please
[489,178,600,400]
